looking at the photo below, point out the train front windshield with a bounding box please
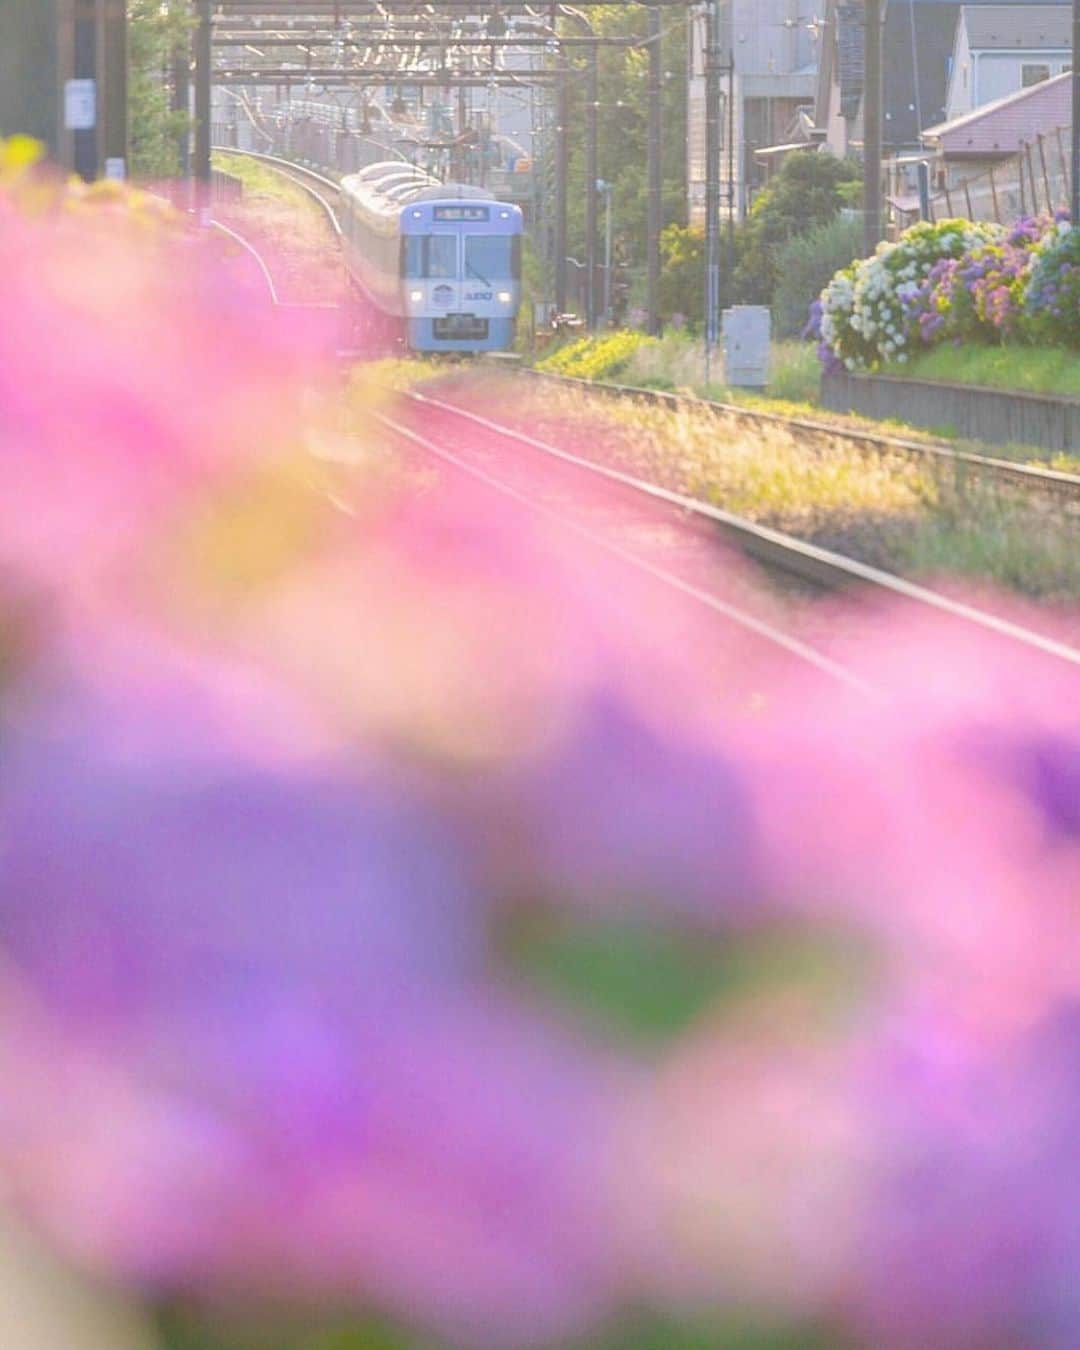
[402,235,458,279]
[464,235,520,284]
[402,234,521,282]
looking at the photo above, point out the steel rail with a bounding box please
[372,408,875,692]
[519,369,1080,506]
[213,146,343,235]
[210,219,281,304]
[399,388,1080,670]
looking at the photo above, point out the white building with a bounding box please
[687,0,821,223]
[944,4,1071,120]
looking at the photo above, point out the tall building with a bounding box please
[687,0,822,223]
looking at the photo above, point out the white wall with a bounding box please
[945,22,973,121]
[974,49,1071,108]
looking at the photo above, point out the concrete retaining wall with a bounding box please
[821,370,1080,453]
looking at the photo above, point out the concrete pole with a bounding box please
[194,0,212,186]
[555,65,569,314]
[99,0,127,176]
[862,0,884,253]
[704,0,721,353]
[172,11,191,179]
[646,3,663,335]
[585,47,599,328]
[1072,0,1080,220]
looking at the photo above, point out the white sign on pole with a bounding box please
[64,79,97,131]
[104,157,126,181]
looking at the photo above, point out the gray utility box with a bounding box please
[722,306,771,388]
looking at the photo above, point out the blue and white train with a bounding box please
[339,161,523,353]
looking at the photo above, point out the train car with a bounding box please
[339,161,523,353]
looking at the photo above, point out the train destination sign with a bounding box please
[432,206,490,222]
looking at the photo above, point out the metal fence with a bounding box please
[897,128,1071,228]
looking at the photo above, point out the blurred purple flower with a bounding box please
[0,685,628,1343]
[856,1006,1080,1348]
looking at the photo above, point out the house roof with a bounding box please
[922,67,1070,153]
[960,3,1070,50]
[816,0,1064,151]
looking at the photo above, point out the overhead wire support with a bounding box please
[862,0,883,254]
[554,59,569,313]
[1073,0,1080,221]
[703,0,721,370]
[586,44,599,328]
[195,0,213,187]
[645,2,662,336]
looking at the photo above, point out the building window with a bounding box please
[1021,64,1052,88]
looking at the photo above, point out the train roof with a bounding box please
[342,161,497,220]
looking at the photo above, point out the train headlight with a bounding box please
[497,290,513,304]
[409,289,424,303]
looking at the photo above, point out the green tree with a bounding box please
[128,0,192,179]
[772,214,863,338]
[734,152,860,304]
[657,223,703,326]
[559,5,688,304]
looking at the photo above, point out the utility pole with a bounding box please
[172,15,191,180]
[862,0,884,253]
[457,84,469,181]
[1072,0,1080,220]
[704,0,722,367]
[646,3,663,335]
[194,0,213,192]
[0,0,57,153]
[51,0,126,181]
[555,65,569,314]
[100,0,127,177]
[586,48,599,328]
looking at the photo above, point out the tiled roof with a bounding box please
[923,67,1070,152]
[961,3,1070,49]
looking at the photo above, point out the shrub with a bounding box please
[915,215,1056,346]
[1024,219,1080,346]
[820,218,1001,371]
[537,331,655,381]
[734,152,860,303]
[772,215,863,339]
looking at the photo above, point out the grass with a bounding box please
[211,151,341,303]
[539,331,823,408]
[884,344,1080,399]
[534,331,1080,473]
[415,370,1080,604]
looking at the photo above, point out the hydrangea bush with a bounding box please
[1025,217,1080,345]
[820,219,1001,371]
[818,213,1080,371]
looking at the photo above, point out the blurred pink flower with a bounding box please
[0,204,332,597]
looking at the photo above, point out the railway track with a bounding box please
[378,388,1080,676]
[199,168,1080,679]
[520,368,1080,508]
[213,147,343,237]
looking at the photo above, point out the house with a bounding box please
[944,4,1071,120]
[929,66,1071,164]
[687,0,821,222]
[916,69,1071,218]
[814,0,1067,159]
